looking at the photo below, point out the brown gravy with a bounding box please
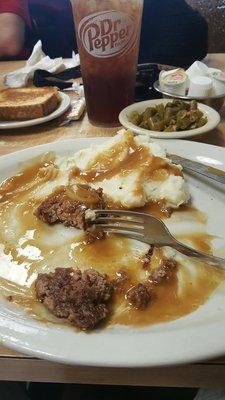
[176,232,213,254]
[0,157,224,330]
[71,134,181,185]
[112,267,221,327]
[207,165,225,177]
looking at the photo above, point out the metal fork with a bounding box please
[92,210,225,269]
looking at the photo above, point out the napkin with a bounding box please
[4,40,80,88]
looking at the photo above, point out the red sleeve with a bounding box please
[0,0,31,26]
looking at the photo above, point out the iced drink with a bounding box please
[71,0,143,126]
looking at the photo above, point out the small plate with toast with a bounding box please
[0,87,71,129]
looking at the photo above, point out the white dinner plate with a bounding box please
[0,92,71,130]
[119,99,220,139]
[0,138,225,367]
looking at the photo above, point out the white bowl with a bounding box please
[119,99,221,139]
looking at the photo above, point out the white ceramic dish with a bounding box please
[154,68,225,98]
[119,99,220,139]
[154,80,225,112]
[0,138,225,367]
[0,92,71,130]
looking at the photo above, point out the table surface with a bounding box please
[0,54,225,386]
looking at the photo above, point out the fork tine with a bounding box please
[96,223,144,232]
[104,229,145,242]
[93,209,144,221]
[95,217,143,226]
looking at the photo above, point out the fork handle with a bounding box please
[172,240,225,269]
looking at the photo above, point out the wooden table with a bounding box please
[0,55,225,387]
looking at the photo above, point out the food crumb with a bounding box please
[126,283,152,310]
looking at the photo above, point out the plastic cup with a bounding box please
[188,76,213,97]
[209,68,225,96]
[186,61,209,80]
[71,0,144,127]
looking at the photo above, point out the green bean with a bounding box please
[129,100,207,132]
[130,111,141,126]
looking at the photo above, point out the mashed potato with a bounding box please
[56,129,190,209]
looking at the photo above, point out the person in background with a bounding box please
[28,0,76,59]
[139,0,208,67]
[0,0,75,60]
[0,0,30,59]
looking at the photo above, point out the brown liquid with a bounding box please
[72,0,143,126]
[175,205,208,224]
[0,162,43,202]
[134,202,172,219]
[1,232,222,329]
[176,232,213,254]
[112,263,222,327]
[207,165,225,177]
[83,71,135,127]
[0,159,224,330]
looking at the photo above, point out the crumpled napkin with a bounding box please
[4,40,80,88]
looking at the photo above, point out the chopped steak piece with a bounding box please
[35,184,105,230]
[149,259,177,284]
[141,246,154,269]
[85,227,105,244]
[35,191,86,228]
[35,268,114,330]
[126,283,151,310]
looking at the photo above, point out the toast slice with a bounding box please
[0,87,60,121]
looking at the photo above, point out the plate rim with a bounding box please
[119,99,221,139]
[0,92,71,130]
[0,137,225,367]
[0,136,225,162]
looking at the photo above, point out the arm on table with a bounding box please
[0,13,25,58]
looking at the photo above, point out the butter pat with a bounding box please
[68,98,85,121]
[159,68,187,96]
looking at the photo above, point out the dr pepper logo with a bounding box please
[78,11,136,58]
